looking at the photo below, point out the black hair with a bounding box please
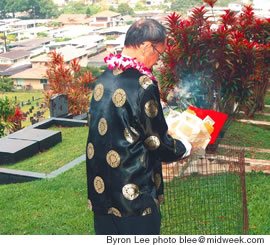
[124,19,167,48]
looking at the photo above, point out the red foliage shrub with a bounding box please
[43,51,96,116]
[159,5,270,118]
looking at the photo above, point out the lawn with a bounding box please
[222,121,270,149]
[0,161,269,235]
[1,126,89,173]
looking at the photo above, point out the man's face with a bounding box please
[141,40,167,69]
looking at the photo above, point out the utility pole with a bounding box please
[2,30,8,53]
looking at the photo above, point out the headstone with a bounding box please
[32,96,34,101]
[37,111,41,117]
[33,113,37,118]
[36,102,39,106]
[29,109,32,113]
[21,102,24,106]
[31,106,34,110]
[49,94,69,118]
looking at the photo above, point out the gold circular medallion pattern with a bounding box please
[112,88,126,107]
[124,127,139,143]
[88,199,93,211]
[139,75,153,89]
[87,142,94,159]
[94,176,105,194]
[98,118,108,136]
[142,207,152,216]
[154,173,162,190]
[113,68,123,76]
[144,136,160,151]
[144,100,158,118]
[106,150,120,168]
[94,83,104,101]
[108,207,122,217]
[122,184,140,200]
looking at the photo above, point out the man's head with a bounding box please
[123,19,167,69]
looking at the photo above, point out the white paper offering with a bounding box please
[165,109,215,153]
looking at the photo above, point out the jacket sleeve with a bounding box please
[137,82,191,162]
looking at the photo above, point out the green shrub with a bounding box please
[0,76,14,92]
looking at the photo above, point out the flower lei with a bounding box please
[104,53,156,81]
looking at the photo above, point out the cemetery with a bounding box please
[0,3,270,235]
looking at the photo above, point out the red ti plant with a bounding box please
[158,4,270,122]
[44,51,96,116]
[7,106,26,132]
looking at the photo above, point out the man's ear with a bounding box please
[140,41,153,54]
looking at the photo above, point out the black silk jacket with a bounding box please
[86,67,188,217]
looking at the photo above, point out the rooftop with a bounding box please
[92,10,121,18]
[10,37,52,49]
[0,50,32,60]
[10,66,47,79]
[31,46,89,63]
[56,14,92,24]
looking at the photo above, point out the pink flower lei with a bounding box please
[104,53,157,81]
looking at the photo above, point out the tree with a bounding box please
[117,3,134,16]
[86,7,91,16]
[44,51,96,116]
[0,76,14,92]
[0,0,7,19]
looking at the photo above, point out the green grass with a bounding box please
[0,162,94,235]
[244,152,270,161]
[1,126,89,173]
[223,121,270,149]
[161,173,243,235]
[0,163,269,234]
[265,91,270,105]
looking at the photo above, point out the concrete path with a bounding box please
[237,119,270,126]
[219,144,270,154]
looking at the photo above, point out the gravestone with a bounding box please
[0,138,39,164]
[8,128,62,153]
[50,94,69,118]
[36,102,39,106]
[37,111,41,117]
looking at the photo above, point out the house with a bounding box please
[31,46,91,68]
[56,14,93,26]
[10,26,53,40]
[91,11,121,28]
[0,50,32,66]
[11,45,92,90]
[10,66,48,90]
[99,25,130,37]
[8,37,52,57]
[47,35,105,55]
[47,25,97,39]
[0,63,32,77]
[8,19,51,31]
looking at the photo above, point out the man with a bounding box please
[86,19,192,235]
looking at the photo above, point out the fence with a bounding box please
[160,143,248,235]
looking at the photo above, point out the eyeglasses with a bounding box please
[152,44,166,60]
